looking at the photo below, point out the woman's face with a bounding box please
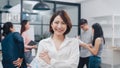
[25,22,30,30]
[51,15,67,36]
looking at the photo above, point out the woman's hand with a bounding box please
[13,58,23,68]
[88,44,93,48]
[32,45,37,49]
[39,50,51,64]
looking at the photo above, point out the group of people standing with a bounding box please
[1,9,105,68]
[1,20,37,68]
[78,19,105,68]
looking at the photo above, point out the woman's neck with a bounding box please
[24,29,28,33]
[52,34,65,41]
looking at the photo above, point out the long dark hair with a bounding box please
[92,23,105,46]
[2,22,13,36]
[20,20,29,34]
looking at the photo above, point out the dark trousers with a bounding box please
[89,56,101,68]
[78,57,89,68]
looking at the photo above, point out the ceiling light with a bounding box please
[3,0,12,9]
[33,0,50,10]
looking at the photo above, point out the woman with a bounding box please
[86,23,105,68]
[30,10,81,68]
[1,22,27,68]
[20,20,37,66]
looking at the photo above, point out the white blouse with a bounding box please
[30,36,82,68]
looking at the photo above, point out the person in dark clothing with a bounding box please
[1,22,27,68]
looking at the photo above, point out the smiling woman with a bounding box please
[30,10,81,68]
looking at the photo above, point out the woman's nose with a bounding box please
[57,23,62,28]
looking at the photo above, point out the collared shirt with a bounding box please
[30,36,82,68]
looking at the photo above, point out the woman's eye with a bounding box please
[62,22,65,25]
[54,21,59,24]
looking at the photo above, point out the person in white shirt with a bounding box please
[30,10,83,68]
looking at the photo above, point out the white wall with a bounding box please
[81,0,120,18]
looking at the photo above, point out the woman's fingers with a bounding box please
[13,58,22,67]
[40,50,48,56]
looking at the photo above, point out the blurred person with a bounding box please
[86,23,105,68]
[78,19,93,68]
[20,20,37,66]
[1,22,27,68]
[30,10,84,68]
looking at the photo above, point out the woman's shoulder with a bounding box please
[66,37,80,47]
[12,32,21,36]
[12,32,23,41]
[66,37,80,43]
[95,37,103,43]
[96,37,102,41]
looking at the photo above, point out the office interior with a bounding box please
[0,0,120,68]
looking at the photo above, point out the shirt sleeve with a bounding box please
[78,39,84,45]
[49,38,80,68]
[13,32,24,58]
[30,41,50,68]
